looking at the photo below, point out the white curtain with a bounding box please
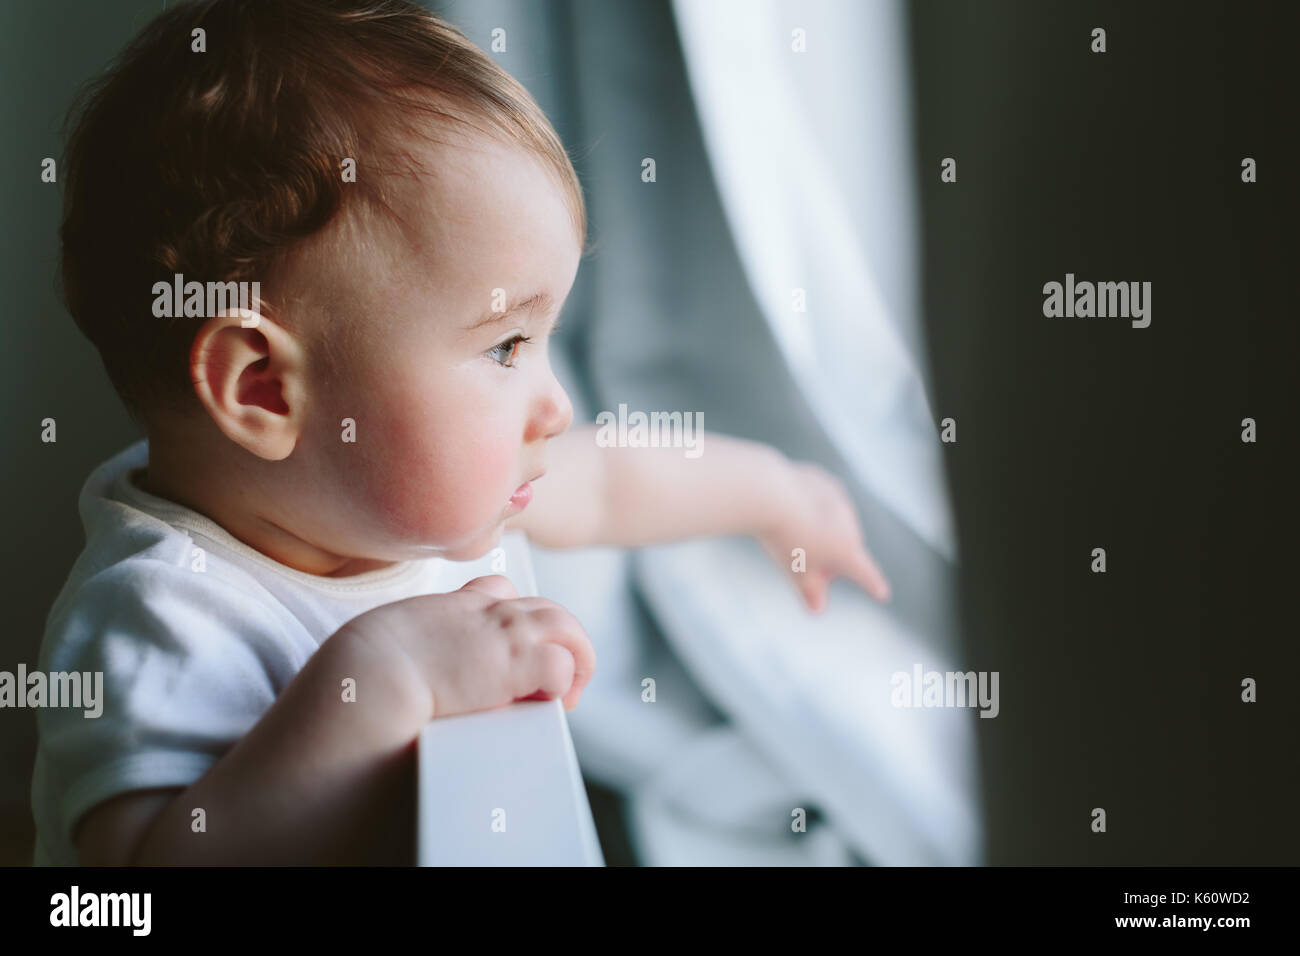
[671,0,956,561]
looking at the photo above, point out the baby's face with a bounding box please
[298,135,578,563]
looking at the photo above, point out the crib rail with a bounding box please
[416,698,605,866]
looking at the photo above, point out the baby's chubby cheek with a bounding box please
[359,413,519,550]
[313,340,521,552]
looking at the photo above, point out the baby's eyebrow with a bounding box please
[467,291,554,331]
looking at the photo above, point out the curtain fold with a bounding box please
[669,0,956,562]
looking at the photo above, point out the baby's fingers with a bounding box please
[516,642,577,706]
[845,545,891,603]
[796,570,831,614]
[459,574,518,601]
[516,604,596,711]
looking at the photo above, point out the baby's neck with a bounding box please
[136,437,396,579]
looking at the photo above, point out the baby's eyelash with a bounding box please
[487,315,562,368]
[487,333,532,367]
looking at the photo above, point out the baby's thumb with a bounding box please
[459,574,518,601]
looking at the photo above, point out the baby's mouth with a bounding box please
[505,470,544,510]
[507,481,533,509]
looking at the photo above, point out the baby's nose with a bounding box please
[528,378,572,442]
[550,384,574,436]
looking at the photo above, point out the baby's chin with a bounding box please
[425,522,504,563]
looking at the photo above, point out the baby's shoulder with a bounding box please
[40,540,295,675]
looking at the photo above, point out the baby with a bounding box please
[34,0,889,866]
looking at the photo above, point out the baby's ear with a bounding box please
[189,312,307,460]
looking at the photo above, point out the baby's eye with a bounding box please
[486,334,531,368]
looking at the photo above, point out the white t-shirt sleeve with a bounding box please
[35,557,304,859]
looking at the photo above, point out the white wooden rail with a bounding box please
[417,697,605,866]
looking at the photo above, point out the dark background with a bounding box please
[912,0,1298,863]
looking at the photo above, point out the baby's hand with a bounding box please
[758,460,891,613]
[340,575,596,718]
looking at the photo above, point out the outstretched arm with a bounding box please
[508,424,890,611]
